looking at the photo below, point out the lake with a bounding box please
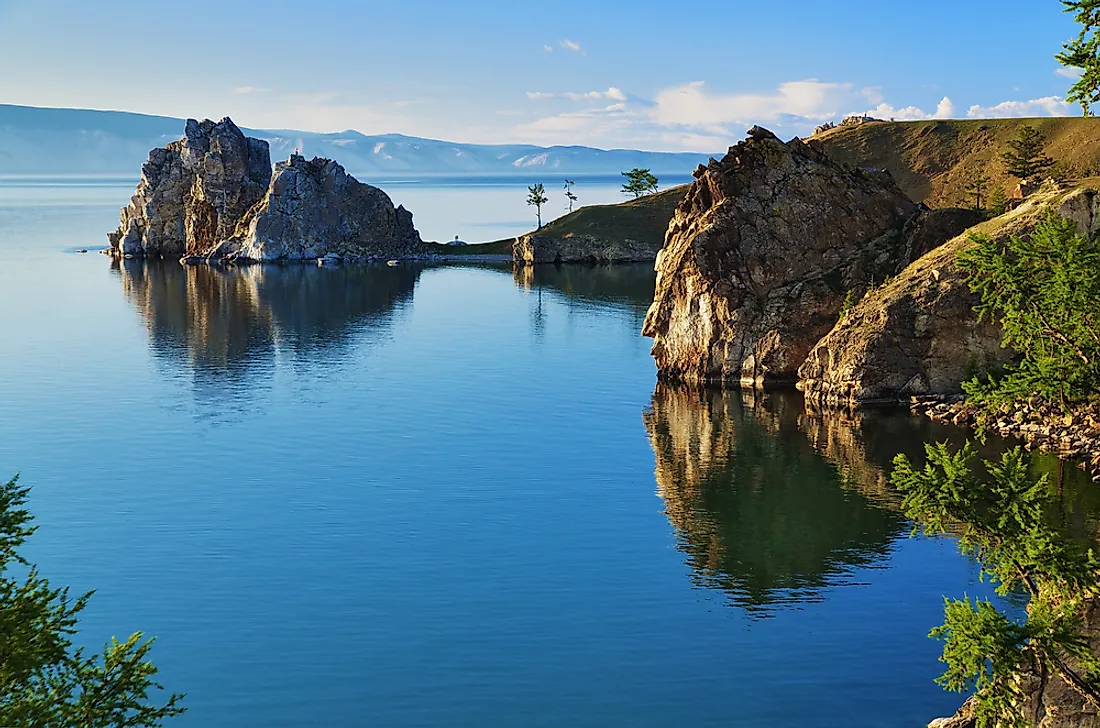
[1,178,1096,727]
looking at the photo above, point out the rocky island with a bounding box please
[107,117,422,263]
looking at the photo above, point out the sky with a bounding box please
[0,0,1085,152]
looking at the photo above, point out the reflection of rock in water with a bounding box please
[643,383,907,613]
[115,260,420,391]
[512,263,656,311]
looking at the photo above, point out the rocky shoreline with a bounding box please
[913,396,1100,482]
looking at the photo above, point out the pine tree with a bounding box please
[563,179,578,213]
[1058,0,1100,115]
[988,185,1008,216]
[965,171,990,210]
[621,168,659,198]
[1002,126,1055,182]
[0,476,185,726]
[526,183,549,229]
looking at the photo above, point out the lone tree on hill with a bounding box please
[1058,0,1100,115]
[563,179,578,213]
[621,168,659,198]
[1002,126,1055,182]
[527,183,549,229]
[0,475,186,726]
[964,170,989,211]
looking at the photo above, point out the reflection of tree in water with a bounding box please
[644,384,908,614]
[512,263,656,314]
[114,260,421,397]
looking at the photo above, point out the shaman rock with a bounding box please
[107,118,271,258]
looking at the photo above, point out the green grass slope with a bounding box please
[816,117,1100,207]
[423,184,688,256]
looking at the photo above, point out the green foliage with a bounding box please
[988,185,1008,216]
[838,289,861,320]
[958,213,1100,412]
[1002,126,1055,182]
[1058,0,1100,115]
[621,168,659,198]
[0,475,184,727]
[892,443,1100,726]
[563,179,578,213]
[526,183,549,228]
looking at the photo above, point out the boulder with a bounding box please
[513,233,659,265]
[797,188,1095,407]
[107,118,271,258]
[218,154,422,262]
[641,128,919,387]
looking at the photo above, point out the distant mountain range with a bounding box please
[0,104,713,177]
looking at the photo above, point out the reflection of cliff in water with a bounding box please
[644,384,909,614]
[115,260,420,390]
[513,263,656,312]
[645,385,1100,613]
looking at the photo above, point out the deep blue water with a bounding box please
[1,183,1097,727]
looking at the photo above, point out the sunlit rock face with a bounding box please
[108,118,271,258]
[642,384,905,613]
[222,154,423,262]
[642,127,919,388]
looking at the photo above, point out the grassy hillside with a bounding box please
[816,117,1100,207]
[425,184,688,256]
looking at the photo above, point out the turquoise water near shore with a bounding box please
[1,180,1097,727]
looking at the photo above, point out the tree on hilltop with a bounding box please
[1058,0,1100,115]
[1002,126,1054,182]
[564,179,578,213]
[527,183,549,229]
[964,170,990,211]
[621,168,658,198]
[0,475,185,726]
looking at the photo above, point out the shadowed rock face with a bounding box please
[108,118,271,258]
[220,154,423,262]
[797,188,1097,407]
[513,234,660,265]
[641,127,919,388]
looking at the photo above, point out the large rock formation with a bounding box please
[217,154,422,262]
[641,127,920,387]
[797,187,1097,407]
[108,118,423,262]
[108,118,271,258]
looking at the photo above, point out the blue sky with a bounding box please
[0,0,1083,151]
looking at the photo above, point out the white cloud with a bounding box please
[1056,67,1082,79]
[967,96,1074,118]
[234,86,268,95]
[543,44,553,52]
[560,39,585,55]
[526,87,627,102]
[864,96,955,121]
[650,80,860,131]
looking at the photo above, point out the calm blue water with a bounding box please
[1,181,1096,727]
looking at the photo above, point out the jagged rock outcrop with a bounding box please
[641,127,919,387]
[216,154,422,262]
[108,118,271,258]
[513,233,657,265]
[797,187,1097,407]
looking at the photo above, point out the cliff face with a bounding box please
[108,118,271,258]
[641,127,919,387]
[218,154,422,262]
[798,187,1099,407]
